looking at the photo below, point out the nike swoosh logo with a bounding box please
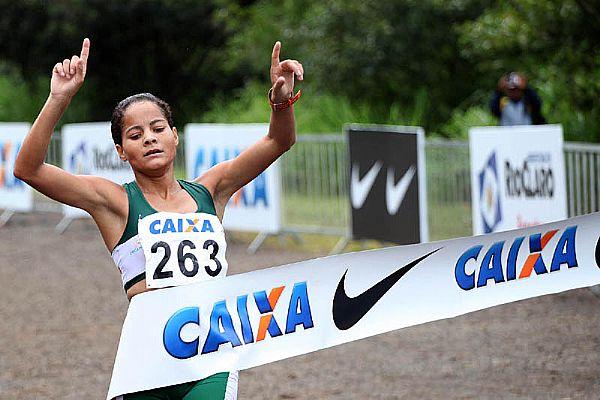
[332,248,441,330]
[386,165,416,215]
[350,161,383,209]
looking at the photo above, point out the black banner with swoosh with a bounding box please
[347,125,424,244]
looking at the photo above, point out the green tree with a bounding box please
[1,1,598,141]
[0,0,243,124]
[458,0,600,141]
[217,0,492,131]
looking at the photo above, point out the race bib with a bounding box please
[138,212,228,289]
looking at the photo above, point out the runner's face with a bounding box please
[119,101,178,174]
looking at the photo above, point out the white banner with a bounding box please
[184,124,281,233]
[61,123,134,217]
[0,123,32,212]
[470,125,567,235]
[108,213,600,399]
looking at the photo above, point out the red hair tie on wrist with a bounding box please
[268,88,302,111]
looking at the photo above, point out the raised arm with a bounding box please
[198,41,303,216]
[14,39,123,214]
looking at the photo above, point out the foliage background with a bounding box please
[0,0,598,141]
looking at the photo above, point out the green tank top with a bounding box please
[115,180,217,248]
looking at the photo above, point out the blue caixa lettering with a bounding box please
[163,282,314,359]
[455,226,577,290]
[194,147,268,207]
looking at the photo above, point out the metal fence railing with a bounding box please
[424,139,471,240]
[564,142,600,217]
[36,133,600,241]
[281,134,349,236]
[426,139,471,205]
[45,132,62,167]
[280,136,474,241]
[281,137,600,241]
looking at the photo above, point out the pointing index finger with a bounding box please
[80,38,90,63]
[271,41,281,68]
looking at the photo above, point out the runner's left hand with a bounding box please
[269,41,303,103]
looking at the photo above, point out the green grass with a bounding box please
[283,193,348,229]
[428,201,472,241]
[281,192,472,244]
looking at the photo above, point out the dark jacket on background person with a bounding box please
[490,87,547,125]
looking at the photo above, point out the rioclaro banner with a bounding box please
[469,125,567,235]
[108,212,600,399]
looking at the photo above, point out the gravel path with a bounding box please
[2,214,599,399]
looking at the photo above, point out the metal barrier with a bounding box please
[281,134,349,236]
[564,142,600,216]
[423,139,472,240]
[35,133,600,242]
[280,136,474,241]
[281,137,600,242]
[45,132,62,167]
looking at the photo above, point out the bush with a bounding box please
[0,66,46,123]
[201,82,430,134]
[435,106,496,139]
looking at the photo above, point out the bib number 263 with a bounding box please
[152,239,222,280]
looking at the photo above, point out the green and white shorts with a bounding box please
[118,371,238,400]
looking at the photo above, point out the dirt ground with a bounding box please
[2,213,600,400]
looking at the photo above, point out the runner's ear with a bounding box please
[172,127,179,146]
[115,144,127,161]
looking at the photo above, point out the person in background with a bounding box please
[490,72,546,126]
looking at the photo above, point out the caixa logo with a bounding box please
[0,140,24,189]
[193,148,268,207]
[163,282,314,359]
[149,217,214,234]
[455,226,577,290]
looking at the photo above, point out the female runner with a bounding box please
[14,38,303,399]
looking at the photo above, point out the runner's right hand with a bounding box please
[50,38,90,100]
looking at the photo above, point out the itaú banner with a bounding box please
[108,213,600,399]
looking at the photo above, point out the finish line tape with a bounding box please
[108,213,600,398]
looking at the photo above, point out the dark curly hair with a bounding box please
[110,93,174,146]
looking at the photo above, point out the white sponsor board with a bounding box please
[0,123,32,212]
[107,213,600,399]
[469,125,567,235]
[185,124,281,233]
[61,122,134,217]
